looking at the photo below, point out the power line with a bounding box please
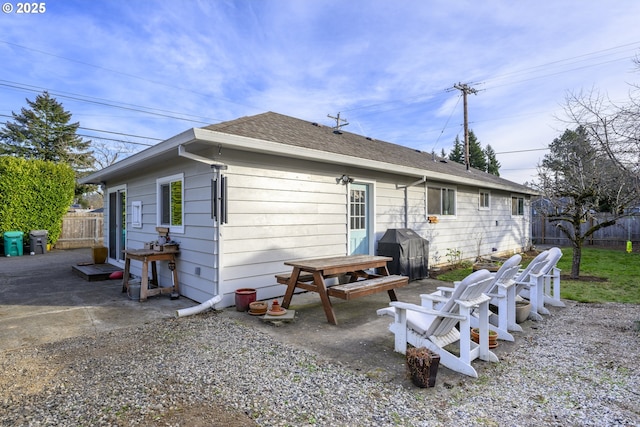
[0,80,220,125]
[431,94,462,152]
[79,127,162,141]
[78,134,154,146]
[0,120,158,150]
[1,38,638,162]
[495,147,549,155]
[340,41,640,122]
[0,40,260,112]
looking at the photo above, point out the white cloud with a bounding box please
[1,0,639,184]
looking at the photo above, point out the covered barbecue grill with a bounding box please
[377,228,429,281]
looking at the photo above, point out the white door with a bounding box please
[349,183,372,255]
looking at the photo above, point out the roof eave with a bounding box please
[80,126,535,195]
[193,128,535,194]
[79,129,198,185]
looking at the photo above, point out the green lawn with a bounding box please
[435,247,640,304]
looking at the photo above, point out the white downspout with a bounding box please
[176,294,222,317]
[176,145,226,317]
[396,176,427,228]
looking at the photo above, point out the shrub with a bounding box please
[0,157,75,244]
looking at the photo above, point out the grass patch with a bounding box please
[435,247,640,304]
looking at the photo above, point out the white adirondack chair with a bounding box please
[516,248,563,320]
[425,254,523,341]
[483,254,523,340]
[376,269,498,378]
[540,248,564,308]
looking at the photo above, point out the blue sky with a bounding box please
[1,0,640,184]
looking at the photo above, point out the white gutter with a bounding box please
[177,144,228,169]
[396,176,427,190]
[174,146,226,318]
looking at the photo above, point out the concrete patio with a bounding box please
[0,247,531,386]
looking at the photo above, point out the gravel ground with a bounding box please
[1,300,639,426]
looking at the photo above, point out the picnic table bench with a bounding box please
[277,255,408,324]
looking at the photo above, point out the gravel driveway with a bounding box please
[1,297,639,426]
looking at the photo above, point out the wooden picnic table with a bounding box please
[121,249,179,301]
[279,255,408,325]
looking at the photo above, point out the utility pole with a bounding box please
[453,83,478,170]
[327,112,349,132]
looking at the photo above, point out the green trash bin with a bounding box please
[3,231,24,257]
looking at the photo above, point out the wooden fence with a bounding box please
[56,211,104,249]
[532,213,640,248]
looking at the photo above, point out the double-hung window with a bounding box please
[479,190,490,210]
[157,173,184,234]
[511,195,525,216]
[427,186,456,216]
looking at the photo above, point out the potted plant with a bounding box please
[406,346,440,388]
[471,328,498,348]
[515,300,532,323]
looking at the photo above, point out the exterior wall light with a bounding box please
[336,174,354,184]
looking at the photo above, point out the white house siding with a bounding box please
[219,153,350,306]
[104,151,531,308]
[373,179,531,267]
[400,183,531,265]
[105,158,220,304]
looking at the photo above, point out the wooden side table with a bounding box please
[121,249,179,301]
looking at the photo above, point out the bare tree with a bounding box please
[561,87,640,177]
[543,59,640,277]
[91,140,128,169]
[534,127,640,278]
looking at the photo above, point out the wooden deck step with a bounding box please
[72,263,122,282]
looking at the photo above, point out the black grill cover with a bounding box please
[377,229,429,281]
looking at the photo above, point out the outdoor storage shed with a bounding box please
[377,228,429,281]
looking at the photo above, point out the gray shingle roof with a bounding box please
[203,112,533,193]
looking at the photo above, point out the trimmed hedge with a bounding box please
[0,157,75,245]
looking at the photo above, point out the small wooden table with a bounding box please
[281,255,403,325]
[121,249,179,301]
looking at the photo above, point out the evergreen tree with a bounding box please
[468,130,487,171]
[485,144,500,176]
[448,136,464,164]
[447,130,501,175]
[0,91,94,173]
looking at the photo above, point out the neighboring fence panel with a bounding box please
[56,212,104,249]
[532,214,640,247]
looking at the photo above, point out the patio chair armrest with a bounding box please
[494,279,516,289]
[485,292,503,299]
[422,293,449,303]
[389,301,465,320]
[456,293,491,308]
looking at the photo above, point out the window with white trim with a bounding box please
[511,195,525,216]
[157,173,184,233]
[427,186,456,216]
[479,190,490,210]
